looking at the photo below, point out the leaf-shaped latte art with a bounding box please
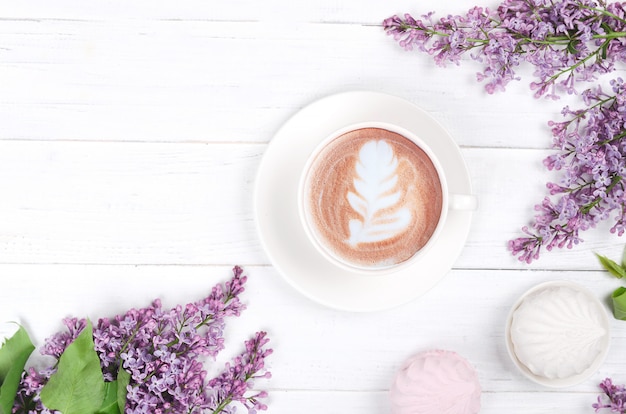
[346,140,411,246]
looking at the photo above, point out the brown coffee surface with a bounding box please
[304,127,443,268]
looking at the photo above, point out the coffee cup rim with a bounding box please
[297,121,451,276]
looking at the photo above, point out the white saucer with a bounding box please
[253,91,474,312]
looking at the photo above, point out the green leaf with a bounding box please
[40,320,106,414]
[95,381,120,414]
[95,365,130,414]
[95,365,131,414]
[567,40,579,54]
[620,245,626,269]
[601,41,609,60]
[595,253,626,279]
[612,287,626,320]
[116,367,130,414]
[0,324,35,414]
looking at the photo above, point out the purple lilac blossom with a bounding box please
[384,1,626,262]
[509,78,626,262]
[208,331,273,414]
[383,0,626,99]
[11,368,57,414]
[593,378,626,412]
[11,266,272,414]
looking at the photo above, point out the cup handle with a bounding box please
[449,194,478,211]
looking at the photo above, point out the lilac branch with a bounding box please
[11,266,272,414]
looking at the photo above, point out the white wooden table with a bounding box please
[1,1,625,413]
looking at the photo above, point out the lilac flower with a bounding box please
[11,368,58,414]
[509,79,626,261]
[208,331,273,414]
[593,378,626,412]
[384,1,626,262]
[11,266,272,414]
[39,317,87,359]
[383,0,626,98]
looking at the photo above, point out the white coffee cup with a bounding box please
[298,122,477,275]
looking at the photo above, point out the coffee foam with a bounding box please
[304,127,443,269]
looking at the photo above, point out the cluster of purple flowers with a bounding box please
[510,78,626,262]
[384,0,626,262]
[11,266,272,414]
[594,378,626,412]
[384,0,626,98]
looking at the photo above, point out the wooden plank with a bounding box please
[0,0,489,23]
[1,265,622,399]
[268,390,599,414]
[0,141,623,269]
[0,141,266,264]
[0,18,582,147]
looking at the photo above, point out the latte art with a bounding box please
[346,140,411,246]
[303,127,443,269]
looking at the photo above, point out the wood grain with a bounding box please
[1,1,625,413]
[0,141,622,269]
